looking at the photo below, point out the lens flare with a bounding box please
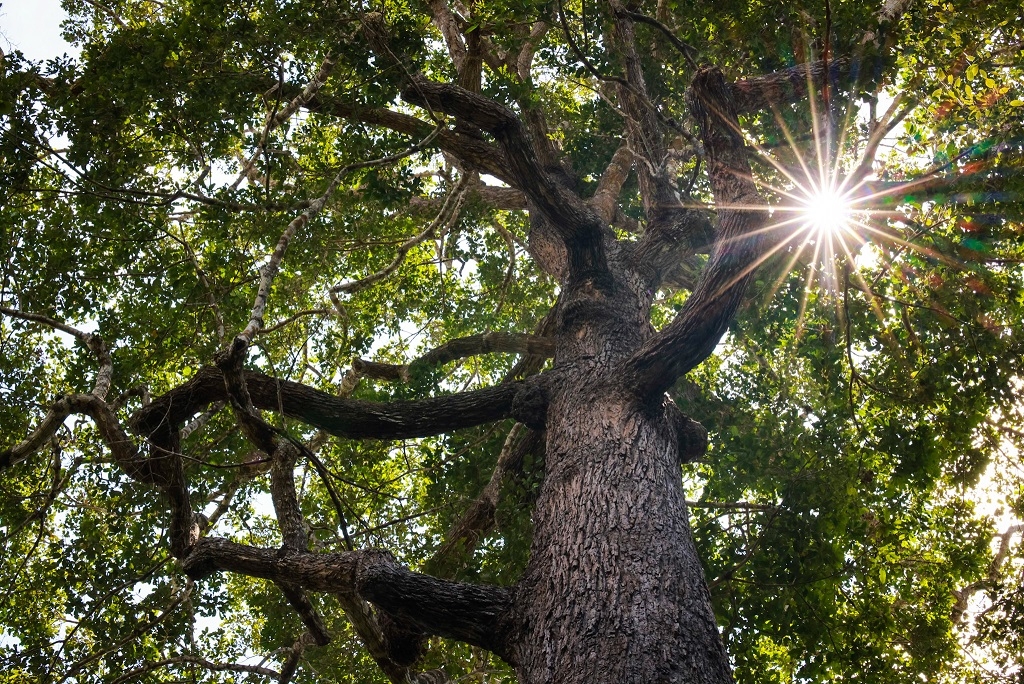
[800,187,854,235]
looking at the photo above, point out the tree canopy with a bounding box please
[2,0,1024,682]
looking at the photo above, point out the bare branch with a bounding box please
[182,538,512,657]
[332,174,470,296]
[846,92,918,187]
[131,367,535,442]
[729,59,851,115]
[0,305,93,340]
[354,332,556,383]
[332,591,449,683]
[729,0,917,113]
[599,11,717,289]
[0,306,112,399]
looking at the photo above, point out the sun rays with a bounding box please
[799,183,855,236]
[697,75,936,343]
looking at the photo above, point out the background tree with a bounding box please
[2,0,1024,682]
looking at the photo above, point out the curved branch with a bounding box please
[617,9,699,69]
[182,538,513,657]
[0,306,113,399]
[398,76,607,251]
[516,22,550,82]
[952,523,1023,623]
[332,174,470,296]
[1,397,77,470]
[729,59,851,114]
[623,67,770,398]
[109,656,282,684]
[131,367,531,442]
[354,333,556,382]
[728,0,916,113]
[301,92,514,185]
[361,14,612,290]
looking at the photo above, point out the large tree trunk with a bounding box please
[507,254,734,682]
[512,379,732,683]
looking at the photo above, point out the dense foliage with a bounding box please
[2,0,1023,682]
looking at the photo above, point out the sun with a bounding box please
[799,186,855,235]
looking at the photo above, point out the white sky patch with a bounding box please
[0,0,78,61]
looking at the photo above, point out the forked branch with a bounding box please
[361,13,612,289]
[624,67,770,398]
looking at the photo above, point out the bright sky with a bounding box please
[0,0,78,61]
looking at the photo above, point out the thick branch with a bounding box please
[131,367,531,442]
[426,0,468,70]
[516,22,550,82]
[608,6,675,218]
[601,12,715,288]
[302,92,514,185]
[266,440,332,645]
[361,14,611,289]
[624,67,769,398]
[398,76,607,259]
[728,0,915,113]
[729,59,851,114]
[182,538,512,655]
[410,183,528,212]
[1,392,199,557]
[589,141,633,225]
[628,209,716,288]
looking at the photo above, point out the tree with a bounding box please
[2,0,1024,682]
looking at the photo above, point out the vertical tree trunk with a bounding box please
[512,381,733,684]
[508,265,735,682]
